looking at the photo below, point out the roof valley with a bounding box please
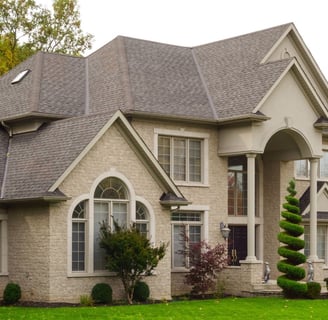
[191,48,219,120]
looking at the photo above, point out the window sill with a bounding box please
[171,268,189,273]
[67,271,116,278]
[175,182,209,188]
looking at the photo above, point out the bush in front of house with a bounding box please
[185,241,227,297]
[3,282,21,305]
[133,281,150,302]
[99,221,167,304]
[277,180,307,298]
[306,282,321,299]
[91,283,112,304]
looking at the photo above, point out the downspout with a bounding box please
[0,121,13,199]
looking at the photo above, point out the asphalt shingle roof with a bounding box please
[0,23,313,201]
[1,112,112,200]
[192,23,292,118]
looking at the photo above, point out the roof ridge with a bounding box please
[117,37,135,110]
[195,23,293,49]
[28,52,44,113]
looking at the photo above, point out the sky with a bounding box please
[39,0,328,79]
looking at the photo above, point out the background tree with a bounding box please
[0,0,93,75]
[277,179,307,298]
[99,222,167,305]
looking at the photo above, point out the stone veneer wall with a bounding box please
[217,262,264,296]
[46,122,172,302]
[133,119,229,296]
[6,204,51,301]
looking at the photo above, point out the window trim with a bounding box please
[295,151,328,181]
[68,170,156,277]
[0,213,8,275]
[154,128,209,186]
[170,205,208,271]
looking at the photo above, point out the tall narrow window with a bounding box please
[72,201,87,272]
[171,212,202,268]
[158,136,202,183]
[135,202,149,238]
[304,225,327,263]
[228,156,247,216]
[94,177,129,271]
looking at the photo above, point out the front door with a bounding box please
[228,226,247,265]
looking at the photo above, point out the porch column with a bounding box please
[309,158,318,261]
[246,153,257,261]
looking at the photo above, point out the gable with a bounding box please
[262,24,328,109]
[301,182,328,218]
[256,66,324,157]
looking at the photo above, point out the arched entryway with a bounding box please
[261,129,316,279]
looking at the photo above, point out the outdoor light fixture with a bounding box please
[220,222,231,240]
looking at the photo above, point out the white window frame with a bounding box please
[304,224,328,265]
[154,128,209,186]
[0,213,8,275]
[68,170,156,277]
[295,151,328,180]
[170,205,208,271]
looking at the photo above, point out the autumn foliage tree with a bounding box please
[185,241,227,296]
[0,0,93,75]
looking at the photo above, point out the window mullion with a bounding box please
[186,139,189,183]
[170,138,174,179]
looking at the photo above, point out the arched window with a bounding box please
[72,200,87,272]
[94,177,129,270]
[69,173,155,275]
[136,202,149,238]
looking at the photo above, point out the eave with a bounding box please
[125,110,270,127]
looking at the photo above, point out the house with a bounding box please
[0,22,328,302]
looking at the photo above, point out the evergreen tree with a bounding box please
[277,179,307,298]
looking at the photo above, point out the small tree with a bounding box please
[185,241,227,296]
[99,222,167,304]
[277,179,307,298]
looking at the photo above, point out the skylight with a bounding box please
[11,69,30,84]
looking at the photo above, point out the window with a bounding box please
[0,214,8,275]
[228,156,247,216]
[94,177,129,270]
[295,152,328,180]
[72,201,87,272]
[171,212,202,269]
[158,136,202,183]
[304,225,328,263]
[69,173,155,275]
[136,202,149,238]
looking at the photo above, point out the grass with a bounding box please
[0,297,328,319]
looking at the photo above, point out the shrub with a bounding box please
[185,241,227,296]
[99,222,166,304]
[133,281,150,302]
[277,180,307,298]
[80,294,94,306]
[91,283,112,304]
[306,282,321,299]
[3,282,21,305]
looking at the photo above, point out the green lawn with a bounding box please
[0,297,327,320]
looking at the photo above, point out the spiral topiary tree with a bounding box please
[277,179,307,298]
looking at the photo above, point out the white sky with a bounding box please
[39,0,328,79]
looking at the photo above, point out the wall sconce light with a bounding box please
[220,222,231,240]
